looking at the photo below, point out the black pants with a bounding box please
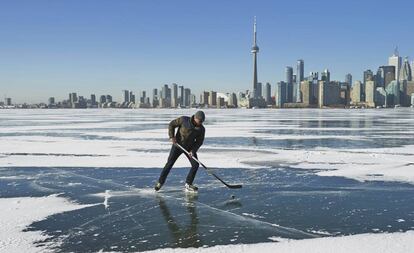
[158,145,199,185]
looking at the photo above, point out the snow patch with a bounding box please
[142,231,414,253]
[0,194,95,253]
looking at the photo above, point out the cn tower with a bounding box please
[251,16,259,99]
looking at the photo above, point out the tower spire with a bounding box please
[253,16,257,46]
[394,46,399,56]
[251,16,259,99]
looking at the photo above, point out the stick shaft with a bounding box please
[174,143,242,189]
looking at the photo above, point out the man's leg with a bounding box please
[158,145,182,185]
[185,152,199,185]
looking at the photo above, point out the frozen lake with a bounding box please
[0,108,414,252]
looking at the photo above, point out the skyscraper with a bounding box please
[351,81,362,104]
[100,95,107,104]
[201,91,209,106]
[184,88,191,107]
[378,66,395,87]
[365,80,376,108]
[296,60,304,102]
[152,88,159,108]
[123,90,130,103]
[129,91,135,104]
[363,69,374,101]
[321,69,330,83]
[251,16,259,99]
[179,85,184,107]
[264,82,272,105]
[345,73,352,86]
[400,57,412,81]
[90,94,96,105]
[257,82,263,98]
[209,91,217,107]
[388,47,402,81]
[171,83,178,108]
[286,66,293,102]
[275,81,287,108]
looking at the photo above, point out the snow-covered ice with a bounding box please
[1,108,414,184]
[142,230,414,253]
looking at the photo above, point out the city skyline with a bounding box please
[1,0,414,103]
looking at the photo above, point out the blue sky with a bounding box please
[0,0,413,103]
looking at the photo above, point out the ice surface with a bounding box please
[1,108,414,184]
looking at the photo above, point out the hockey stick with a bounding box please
[175,143,242,189]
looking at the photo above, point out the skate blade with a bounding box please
[184,188,198,194]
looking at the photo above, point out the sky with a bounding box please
[0,0,413,103]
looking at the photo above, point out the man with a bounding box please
[155,111,205,192]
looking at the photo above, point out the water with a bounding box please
[0,108,414,252]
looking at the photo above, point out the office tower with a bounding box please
[48,97,55,105]
[345,73,352,86]
[69,92,77,108]
[257,82,263,98]
[129,91,135,104]
[351,81,362,104]
[319,81,341,107]
[209,91,217,107]
[251,16,259,99]
[190,94,196,106]
[184,88,191,107]
[321,69,330,82]
[275,81,287,107]
[388,47,402,81]
[179,85,184,106]
[296,59,304,102]
[140,91,146,104]
[69,93,77,103]
[264,82,272,105]
[90,94,96,105]
[201,91,209,106]
[365,80,376,107]
[123,90,130,103]
[161,84,168,99]
[100,95,107,104]
[300,81,312,106]
[362,69,374,101]
[375,87,387,107]
[400,57,412,81]
[385,80,400,106]
[171,83,178,108]
[363,69,374,83]
[228,92,238,108]
[286,66,293,102]
[340,82,351,106]
[376,65,396,88]
[152,88,159,108]
[216,97,225,108]
[308,72,318,81]
[106,95,112,103]
[161,84,171,107]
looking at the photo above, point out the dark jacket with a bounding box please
[168,116,205,153]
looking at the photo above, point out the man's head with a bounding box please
[193,111,205,126]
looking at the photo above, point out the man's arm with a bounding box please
[191,127,205,154]
[168,117,183,142]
